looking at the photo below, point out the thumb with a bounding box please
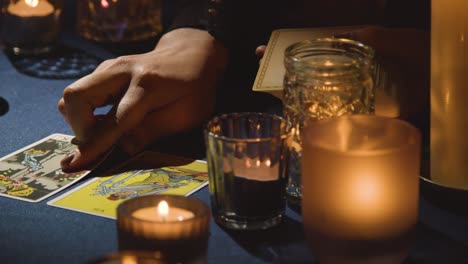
[255,45,267,58]
[60,118,122,172]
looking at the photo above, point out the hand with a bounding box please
[58,28,228,172]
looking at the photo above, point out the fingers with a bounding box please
[61,84,152,172]
[255,45,266,58]
[118,92,214,156]
[59,68,131,141]
[60,118,120,172]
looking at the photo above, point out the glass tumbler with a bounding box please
[301,115,421,264]
[283,38,376,203]
[205,113,291,230]
[1,0,63,55]
[77,0,162,43]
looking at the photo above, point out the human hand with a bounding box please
[58,28,228,172]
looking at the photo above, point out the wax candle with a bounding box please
[301,115,420,264]
[7,0,54,17]
[117,195,210,263]
[1,0,61,55]
[431,0,468,190]
[132,200,195,222]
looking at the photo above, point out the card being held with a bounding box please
[0,134,90,202]
[252,26,364,99]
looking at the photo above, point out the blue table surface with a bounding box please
[1,35,468,264]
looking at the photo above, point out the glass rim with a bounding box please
[303,115,421,156]
[205,112,291,143]
[284,38,375,66]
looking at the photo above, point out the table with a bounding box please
[1,34,468,264]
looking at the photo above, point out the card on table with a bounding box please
[0,133,90,202]
[47,152,209,219]
[252,26,364,100]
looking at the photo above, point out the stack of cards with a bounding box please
[0,134,209,219]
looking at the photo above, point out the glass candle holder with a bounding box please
[301,115,421,264]
[76,0,162,43]
[89,251,166,264]
[205,112,291,230]
[117,195,210,264]
[1,0,63,55]
[283,38,376,204]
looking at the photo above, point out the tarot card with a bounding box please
[47,151,208,219]
[0,134,90,202]
[252,26,363,99]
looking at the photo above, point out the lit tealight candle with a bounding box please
[117,195,210,263]
[2,0,61,55]
[132,200,195,222]
[7,0,54,17]
[301,115,421,264]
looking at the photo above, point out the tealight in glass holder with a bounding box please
[205,112,291,230]
[76,0,162,43]
[301,115,421,264]
[117,195,210,264]
[1,0,63,55]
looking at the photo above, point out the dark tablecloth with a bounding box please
[0,34,467,264]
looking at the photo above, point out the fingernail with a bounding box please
[61,150,77,168]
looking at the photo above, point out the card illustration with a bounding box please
[0,134,89,202]
[48,160,208,219]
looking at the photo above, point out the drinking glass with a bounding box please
[205,112,291,230]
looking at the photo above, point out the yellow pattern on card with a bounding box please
[50,161,208,219]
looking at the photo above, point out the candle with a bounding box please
[1,0,61,55]
[7,0,54,17]
[301,115,420,264]
[117,195,210,263]
[431,0,468,190]
[132,200,195,222]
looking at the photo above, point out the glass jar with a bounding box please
[76,0,162,43]
[1,0,63,55]
[283,38,376,203]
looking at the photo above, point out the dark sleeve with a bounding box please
[383,0,430,30]
[162,0,207,32]
[206,0,282,49]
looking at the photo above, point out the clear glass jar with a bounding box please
[1,0,63,55]
[76,0,162,43]
[283,38,376,203]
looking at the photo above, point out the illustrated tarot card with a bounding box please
[48,152,208,219]
[0,134,90,202]
[252,26,364,99]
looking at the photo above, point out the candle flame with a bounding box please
[157,200,169,217]
[24,0,39,7]
[352,175,379,206]
[101,0,109,8]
